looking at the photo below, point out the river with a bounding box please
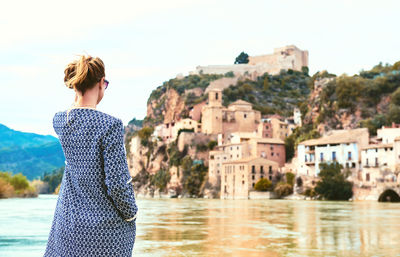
[1,194,400,256]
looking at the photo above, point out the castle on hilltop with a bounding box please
[193,45,308,76]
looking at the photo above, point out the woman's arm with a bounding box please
[102,118,138,222]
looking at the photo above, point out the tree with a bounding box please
[150,169,171,192]
[315,162,353,200]
[234,52,249,64]
[254,178,272,191]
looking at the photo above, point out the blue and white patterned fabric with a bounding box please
[44,108,138,257]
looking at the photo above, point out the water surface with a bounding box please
[1,195,400,256]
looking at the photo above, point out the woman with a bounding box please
[44,55,138,257]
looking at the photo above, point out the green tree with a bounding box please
[10,173,29,190]
[254,178,272,191]
[137,127,154,147]
[42,167,64,193]
[151,169,171,192]
[315,162,353,200]
[234,52,249,64]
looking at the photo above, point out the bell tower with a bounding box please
[208,88,222,107]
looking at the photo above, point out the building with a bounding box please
[360,144,395,186]
[153,118,200,142]
[194,45,308,76]
[221,157,280,199]
[208,132,285,189]
[297,128,369,177]
[201,89,261,137]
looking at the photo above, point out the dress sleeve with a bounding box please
[102,118,138,222]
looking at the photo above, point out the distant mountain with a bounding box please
[0,124,65,180]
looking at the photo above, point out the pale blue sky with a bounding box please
[1,0,399,136]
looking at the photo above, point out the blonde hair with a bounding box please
[64,55,105,96]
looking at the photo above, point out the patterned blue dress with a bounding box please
[44,107,138,257]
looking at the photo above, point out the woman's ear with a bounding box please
[99,77,105,89]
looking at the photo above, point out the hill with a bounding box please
[0,124,65,180]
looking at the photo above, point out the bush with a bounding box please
[285,172,295,186]
[207,140,218,150]
[274,182,293,198]
[0,178,14,198]
[315,162,353,200]
[254,178,272,191]
[10,173,29,191]
[304,187,316,198]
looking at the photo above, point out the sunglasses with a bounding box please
[104,79,109,89]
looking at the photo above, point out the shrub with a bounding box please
[10,173,29,191]
[274,182,293,198]
[0,178,14,198]
[285,172,295,186]
[207,140,218,150]
[304,187,316,198]
[254,178,272,191]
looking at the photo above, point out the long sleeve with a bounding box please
[102,118,138,222]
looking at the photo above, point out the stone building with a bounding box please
[221,157,280,199]
[194,45,308,76]
[201,89,261,137]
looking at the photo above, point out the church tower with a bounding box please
[201,88,223,134]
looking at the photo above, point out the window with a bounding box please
[305,155,308,162]
[348,151,352,161]
[244,114,247,118]
[252,183,255,187]
[352,162,356,168]
[242,180,245,185]
[269,166,272,174]
[375,157,379,167]
[269,176,272,180]
[320,152,324,162]
[237,146,239,150]
[252,165,256,173]
[366,173,370,181]
[260,166,264,174]
[252,175,255,180]
[210,155,214,160]
[216,93,219,100]
[271,152,274,156]
[366,158,369,166]
[332,151,336,161]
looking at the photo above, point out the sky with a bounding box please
[1,0,399,137]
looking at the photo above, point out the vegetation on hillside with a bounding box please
[222,69,311,116]
[311,62,400,135]
[41,167,64,194]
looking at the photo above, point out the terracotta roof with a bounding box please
[223,156,279,165]
[361,143,393,150]
[300,128,368,146]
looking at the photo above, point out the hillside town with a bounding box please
[128,45,400,202]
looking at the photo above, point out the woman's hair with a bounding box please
[64,55,105,96]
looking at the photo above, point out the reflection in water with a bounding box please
[133,199,400,257]
[1,195,400,256]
